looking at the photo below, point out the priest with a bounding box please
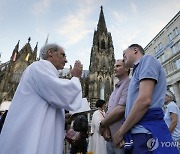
[0,43,83,154]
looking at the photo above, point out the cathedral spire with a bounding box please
[33,42,38,59]
[45,34,49,45]
[11,40,20,61]
[34,42,38,52]
[97,6,107,33]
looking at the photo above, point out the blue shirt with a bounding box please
[125,55,167,133]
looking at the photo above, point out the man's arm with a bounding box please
[100,105,125,126]
[169,113,178,133]
[113,79,155,145]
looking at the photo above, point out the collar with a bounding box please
[132,59,140,76]
[115,77,128,88]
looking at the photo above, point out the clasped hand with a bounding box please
[113,129,125,148]
[70,60,83,78]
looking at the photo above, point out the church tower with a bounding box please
[88,6,115,108]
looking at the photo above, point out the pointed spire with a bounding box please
[97,6,107,33]
[45,34,49,45]
[33,42,38,60]
[34,42,38,53]
[15,40,20,52]
[11,40,20,61]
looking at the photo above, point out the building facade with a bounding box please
[144,11,180,105]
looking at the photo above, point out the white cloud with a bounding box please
[111,27,140,59]
[111,11,126,24]
[31,0,53,15]
[109,13,141,59]
[0,0,6,21]
[130,1,138,14]
[77,0,97,5]
[57,6,95,46]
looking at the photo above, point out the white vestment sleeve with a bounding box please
[28,60,82,111]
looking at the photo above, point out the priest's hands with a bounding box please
[70,60,83,78]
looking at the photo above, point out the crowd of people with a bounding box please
[0,43,180,154]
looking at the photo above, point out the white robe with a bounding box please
[0,60,82,154]
[88,110,107,154]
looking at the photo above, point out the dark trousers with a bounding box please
[125,133,153,154]
[70,138,88,154]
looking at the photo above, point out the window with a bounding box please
[171,45,177,54]
[158,42,162,50]
[178,41,180,51]
[175,59,180,69]
[168,33,173,41]
[154,46,158,53]
[173,27,179,36]
[161,54,166,62]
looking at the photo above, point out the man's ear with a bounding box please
[134,48,138,54]
[47,50,53,57]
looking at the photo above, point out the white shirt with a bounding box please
[88,110,107,154]
[0,60,82,154]
[164,101,180,141]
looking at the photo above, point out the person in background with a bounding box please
[113,44,178,153]
[164,90,180,152]
[88,99,107,154]
[99,59,130,154]
[70,114,89,154]
[0,43,83,154]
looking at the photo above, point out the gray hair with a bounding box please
[166,90,176,102]
[39,43,63,60]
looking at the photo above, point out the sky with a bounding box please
[0,0,180,70]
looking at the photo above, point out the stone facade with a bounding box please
[144,11,180,105]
